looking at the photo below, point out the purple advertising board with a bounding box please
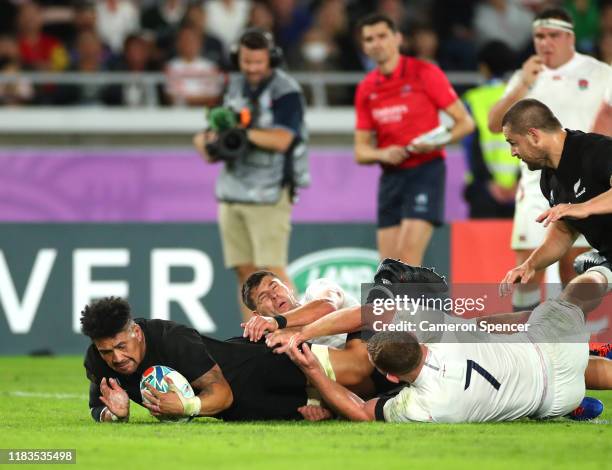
[0,148,468,222]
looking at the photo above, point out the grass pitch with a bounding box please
[0,356,610,470]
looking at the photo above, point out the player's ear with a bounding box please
[133,324,143,342]
[526,127,540,145]
[385,373,400,384]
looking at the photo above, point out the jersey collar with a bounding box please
[376,55,407,82]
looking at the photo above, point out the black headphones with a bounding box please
[229,28,284,69]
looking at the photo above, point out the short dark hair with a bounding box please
[357,13,397,34]
[239,28,272,51]
[535,7,574,25]
[80,297,132,340]
[477,40,516,77]
[501,99,562,135]
[241,270,279,310]
[367,331,422,376]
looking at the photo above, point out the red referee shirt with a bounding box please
[355,55,458,169]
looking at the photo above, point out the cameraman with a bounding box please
[193,29,309,321]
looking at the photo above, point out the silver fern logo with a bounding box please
[574,178,586,197]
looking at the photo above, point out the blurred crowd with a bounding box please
[1,0,612,106]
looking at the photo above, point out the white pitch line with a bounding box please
[5,391,87,400]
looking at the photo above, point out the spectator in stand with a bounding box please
[183,3,226,69]
[65,2,113,69]
[141,0,188,62]
[269,0,312,65]
[406,23,439,64]
[0,35,33,106]
[205,0,251,52]
[564,0,599,53]
[96,0,139,54]
[596,30,612,65]
[297,26,337,73]
[16,1,69,71]
[315,0,363,72]
[165,24,224,107]
[430,0,477,70]
[377,0,408,30]
[54,30,109,105]
[601,2,612,34]
[105,33,161,106]
[474,0,534,56]
[248,0,275,32]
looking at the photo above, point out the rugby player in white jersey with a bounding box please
[240,270,360,348]
[285,263,612,422]
[488,7,612,312]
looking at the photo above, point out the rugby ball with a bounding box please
[140,365,195,422]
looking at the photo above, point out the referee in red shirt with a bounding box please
[354,14,474,265]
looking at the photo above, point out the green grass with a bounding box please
[0,356,610,469]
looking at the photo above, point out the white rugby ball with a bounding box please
[140,365,195,422]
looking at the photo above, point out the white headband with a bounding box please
[532,18,574,33]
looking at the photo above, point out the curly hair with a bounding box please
[80,296,132,340]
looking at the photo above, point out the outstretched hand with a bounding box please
[99,377,129,418]
[536,203,589,227]
[499,262,536,296]
[241,314,278,342]
[285,340,324,378]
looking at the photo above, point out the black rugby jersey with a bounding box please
[540,130,612,261]
[84,318,307,422]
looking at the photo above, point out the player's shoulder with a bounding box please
[137,318,197,342]
[574,53,612,72]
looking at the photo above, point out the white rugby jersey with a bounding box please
[381,341,546,423]
[505,53,612,197]
[302,278,360,348]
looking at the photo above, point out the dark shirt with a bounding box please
[540,129,612,261]
[84,318,307,422]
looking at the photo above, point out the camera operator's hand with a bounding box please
[193,130,219,163]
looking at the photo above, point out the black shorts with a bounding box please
[377,158,446,228]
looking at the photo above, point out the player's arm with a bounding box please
[488,56,543,132]
[143,364,233,417]
[473,311,531,332]
[283,280,345,327]
[501,220,578,292]
[287,341,376,421]
[243,281,344,341]
[189,365,233,416]
[537,188,612,225]
[300,305,363,341]
[267,304,364,351]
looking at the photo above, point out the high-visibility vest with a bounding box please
[463,82,519,189]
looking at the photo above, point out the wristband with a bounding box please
[182,396,202,417]
[274,315,288,329]
[104,407,128,422]
[168,383,202,417]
